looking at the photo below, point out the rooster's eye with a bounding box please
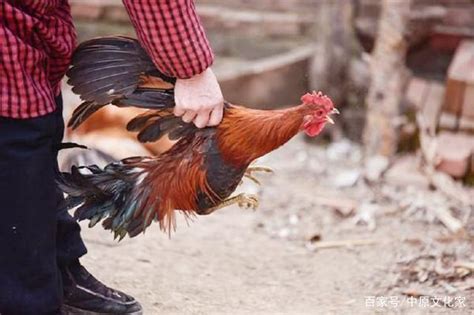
[316,110,324,117]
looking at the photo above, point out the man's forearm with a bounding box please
[122,0,214,79]
[123,0,223,128]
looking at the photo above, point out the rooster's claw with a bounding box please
[237,194,259,210]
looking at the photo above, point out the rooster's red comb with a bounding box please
[301,91,334,111]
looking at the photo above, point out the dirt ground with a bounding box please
[71,134,473,315]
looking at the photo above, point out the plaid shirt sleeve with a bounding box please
[122,0,214,79]
[0,0,76,119]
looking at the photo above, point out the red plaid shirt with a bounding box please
[0,0,214,119]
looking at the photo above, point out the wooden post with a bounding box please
[309,0,360,106]
[363,0,412,157]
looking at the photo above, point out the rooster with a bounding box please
[60,36,338,239]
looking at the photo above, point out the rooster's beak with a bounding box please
[326,108,339,124]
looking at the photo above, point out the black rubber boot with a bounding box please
[61,261,142,315]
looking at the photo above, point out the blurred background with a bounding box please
[61,0,473,314]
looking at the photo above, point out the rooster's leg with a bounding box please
[243,166,274,186]
[243,174,261,185]
[200,193,259,215]
[246,166,274,175]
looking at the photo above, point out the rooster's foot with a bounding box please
[236,193,259,210]
[244,166,274,186]
[202,193,259,214]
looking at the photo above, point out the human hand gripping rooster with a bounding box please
[60,36,338,239]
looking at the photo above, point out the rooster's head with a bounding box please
[300,91,338,137]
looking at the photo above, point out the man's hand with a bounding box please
[174,68,224,128]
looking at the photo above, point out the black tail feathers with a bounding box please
[58,160,153,240]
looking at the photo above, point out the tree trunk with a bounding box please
[308,0,369,142]
[309,0,359,106]
[363,0,412,157]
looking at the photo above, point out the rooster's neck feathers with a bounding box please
[216,105,305,166]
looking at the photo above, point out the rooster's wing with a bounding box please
[67,36,175,129]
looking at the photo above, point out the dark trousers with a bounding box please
[0,96,87,315]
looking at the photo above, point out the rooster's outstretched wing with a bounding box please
[67,36,176,130]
